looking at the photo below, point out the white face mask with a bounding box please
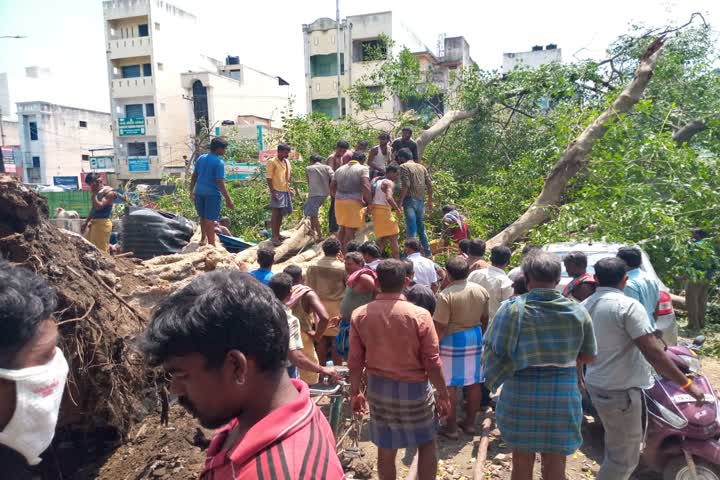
[0,347,68,465]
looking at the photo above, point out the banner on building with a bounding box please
[128,157,150,172]
[90,156,114,172]
[119,117,146,136]
[53,176,80,190]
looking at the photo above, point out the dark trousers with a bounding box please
[328,197,339,233]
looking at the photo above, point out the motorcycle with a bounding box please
[642,335,720,480]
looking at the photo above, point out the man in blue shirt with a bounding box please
[617,247,659,326]
[189,137,235,246]
[249,247,275,285]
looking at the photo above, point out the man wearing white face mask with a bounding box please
[0,261,69,478]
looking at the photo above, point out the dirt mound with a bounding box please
[0,176,160,476]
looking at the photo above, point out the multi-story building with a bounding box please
[502,44,562,72]
[17,101,112,186]
[103,0,290,182]
[302,11,475,126]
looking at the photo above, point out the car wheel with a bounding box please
[663,457,720,480]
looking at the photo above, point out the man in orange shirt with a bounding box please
[350,259,450,480]
[266,144,293,246]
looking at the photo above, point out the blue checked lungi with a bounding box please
[270,191,293,216]
[439,325,484,386]
[496,366,582,455]
[367,375,438,449]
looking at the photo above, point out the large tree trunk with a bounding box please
[487,38,665,249]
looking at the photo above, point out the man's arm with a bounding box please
[355,273,377,294]
[382,181,401,213]
[266,161,276,198]
[305,291,330,338]
[480,303,489,333]
[418,312,450,417]
[189,172,198,201]
[432,293,450,341]
[330,178,337,197]
[425,167,433,209]
[635,334,704,401]
[288,350,338,381]
[361,175,370,205]
[216,179,235,210]
[411,142,419,161]
[398,166,408,205]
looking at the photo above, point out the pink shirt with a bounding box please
[348,293,442,383]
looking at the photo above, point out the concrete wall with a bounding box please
[1,119,20,146]
[502,48,562,72]
[17,102,112,186]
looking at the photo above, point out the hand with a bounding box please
[435,392,451,419]
[351,393,368,415]
[226,199,236,210]
[395,207,403,216]
[687,382,706,403]
[274,191,283,201]
[327,316,341,329]
[321,366,341,383]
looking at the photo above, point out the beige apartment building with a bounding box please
[302,11,475,126]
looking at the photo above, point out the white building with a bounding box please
[103,0,290,183]
[502,44,562,72]
[302,11,475,126]
[17,101,112,186]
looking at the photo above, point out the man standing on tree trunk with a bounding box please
[266,144,293,246]
[82,172,118,252]
[331,152,370,251]
[686,228,717,329]
[397,148,433,257]
[326,140,350,235]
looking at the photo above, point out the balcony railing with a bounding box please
[108,36,152,60]
[111,77,154,99]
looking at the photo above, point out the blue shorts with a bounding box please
[194,194,222,221]
[303,195,327,217]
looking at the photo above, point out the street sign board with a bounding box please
[53,176,80,190]
[118,117,146,136]
[128,157,150,172]
[90,156,114,171]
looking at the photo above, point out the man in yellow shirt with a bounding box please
[266,144,293,245]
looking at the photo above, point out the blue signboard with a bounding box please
[128,156,150,172]
[53,176,79,190]
[257,125,264,151]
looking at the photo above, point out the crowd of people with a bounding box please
[2,130,710,480]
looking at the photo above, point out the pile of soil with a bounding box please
[0,176,159,476]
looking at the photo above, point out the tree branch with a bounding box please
[672,120,707,146]
[416,107,479,159]
[487,37,666,249]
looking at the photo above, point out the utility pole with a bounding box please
[335,0,343,118]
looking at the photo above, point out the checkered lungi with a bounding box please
[367,375,438,449]
[496,366,582,455]
[270,191,293,216]
[439,325,484,386]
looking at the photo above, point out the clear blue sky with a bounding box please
[0,0,716,114]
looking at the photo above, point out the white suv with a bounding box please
[543,242,678,345]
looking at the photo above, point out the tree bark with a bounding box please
[672,120,706,146]
[487,38,666,249]
[416,107,479,159]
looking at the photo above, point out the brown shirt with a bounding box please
[434,280,490,335]
[349,293,442,383]
[398,160,432,200]
[306,256,346,303]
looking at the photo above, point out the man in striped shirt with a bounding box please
[140,270,345,480]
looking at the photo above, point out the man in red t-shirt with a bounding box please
[140,271,345,480]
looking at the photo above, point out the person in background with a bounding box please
[368,132,393,178]
[331,152,370,251]
[403,259,437,315]
[442,205,470,245]
[508,245,541,282]
[582,258,704,480]
[616,247,660,326]
[562,251,597,302]
[139,271,345,479]
[434,256,490,438]
[306,238,347,366]
[686,228,717,329]
[359,242,383,271]
[269,273,339,383]
[304,154,334,240]
[249,247,275,286]
[266,144,293,246]
[469,245,514,321]
[466,239,490,272]
[326,140,350,234]
[512,274,529,297]
[82,172,118,252]
[188,137,235,247]
[345,239,361,253]
[391,127,419,162]
[397,148,433,257]
[370,165,402,258]
[458,239,471,259]
[0,261,68,479]
[283,265,332,385]
[483,252,597,480]
[342,140,370,164]
[215,217,232,236]
[336,252,377,360]
[405,238,438,292]
[349,259,450,480]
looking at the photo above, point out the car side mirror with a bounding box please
[693,336,706,347]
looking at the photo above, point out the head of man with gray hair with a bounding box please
[521,251,562,289]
